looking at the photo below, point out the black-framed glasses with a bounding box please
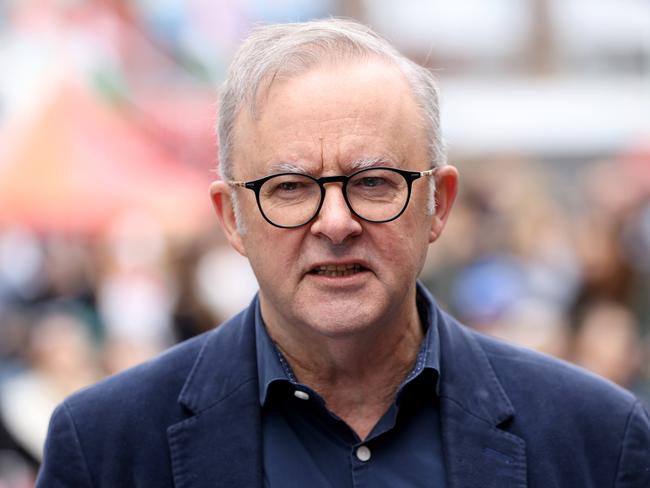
[228,166,437,228]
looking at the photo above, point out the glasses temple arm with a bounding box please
[228,181,248,188]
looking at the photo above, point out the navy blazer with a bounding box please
[38,293,650,487]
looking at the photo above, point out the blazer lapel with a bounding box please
[167,299,263,488]
[435,305,527,488]
[441,400,527,488]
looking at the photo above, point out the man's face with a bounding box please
[213,59,456,340]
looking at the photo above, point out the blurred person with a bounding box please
[0,228,46,306]
[430,159,578,356]
[0,448,35,488]
[0,307,100,481]
[487,298,571,360]
[99,335,164,376]
[446,257,571,360]
[95,211,178,368]
[193,242,259,321]
[38,19,650,487]
[0,307,33,379]
[168,235,225,342]
[0,310,40,487]
[575,160,638,305]
[422,157,580,321]
[40,236,97,307]
[572,300,644,392]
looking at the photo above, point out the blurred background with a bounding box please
[0,0,649,484]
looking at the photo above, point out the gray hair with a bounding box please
[217,18,445,227]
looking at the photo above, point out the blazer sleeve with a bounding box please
[36,403,93,488]
[615,400,650,487]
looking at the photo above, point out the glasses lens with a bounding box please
[346,168,409,222]
[259,174,321,227]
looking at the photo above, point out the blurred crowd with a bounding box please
[0,215,260,484]
[422,153,650,398]
[1,151,649,484]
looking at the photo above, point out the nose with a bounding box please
[309,184,362,245]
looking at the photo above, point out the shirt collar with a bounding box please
[255,303,291,405]
[255,282,441,405]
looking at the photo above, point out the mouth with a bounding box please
[309,263,365,277]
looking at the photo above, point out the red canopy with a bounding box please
[0,82,214,235]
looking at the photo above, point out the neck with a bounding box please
[264,299,424,439]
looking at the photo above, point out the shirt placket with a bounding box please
[350,441,372,488]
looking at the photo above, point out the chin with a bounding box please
[299,305,381,339]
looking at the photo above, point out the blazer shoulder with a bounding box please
[39,310,256,487]
[468,328,650,484]
[39,331,211,487]
[474,329,638,409]
[66,331,210,416]
[62,305,254,420]
[438,311,638,413]
[465,325,648,460]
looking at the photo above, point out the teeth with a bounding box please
[314,264,362,276]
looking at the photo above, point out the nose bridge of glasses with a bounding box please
[315,175,355,217]
[316,174,350,201]
[317,174,349,187]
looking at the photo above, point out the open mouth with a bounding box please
[310,264,364,277]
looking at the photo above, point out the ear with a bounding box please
[429,165,459,243]
[209,181,247,257]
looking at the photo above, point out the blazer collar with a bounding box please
[168,295,263,488]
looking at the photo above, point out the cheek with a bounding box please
[370,222,429,276]
[243,227,304,281]
[239,199,285,257]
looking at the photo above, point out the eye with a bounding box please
[277,181,303,192]
[358,176,386,188]
[262,174,316,200]
[271,179,311,194]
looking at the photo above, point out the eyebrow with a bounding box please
[268,162,310,174]
[349,157,392,171]
[267,157,392,176]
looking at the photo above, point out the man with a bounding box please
[38,19,649,487]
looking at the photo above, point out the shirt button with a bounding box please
[293,390,310,400]
[355,445,371,462]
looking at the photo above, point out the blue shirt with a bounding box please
[255,288,446,487]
